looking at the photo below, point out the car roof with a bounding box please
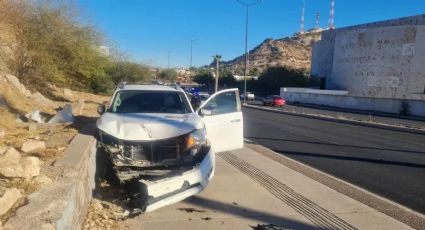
[118,84,179,92]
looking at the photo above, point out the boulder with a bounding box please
[63,88,74,102]
[0,187,23,216]
[21,140,46,154]
[30,92,53,107]
[1,74,32,97]
[0,147,40,179]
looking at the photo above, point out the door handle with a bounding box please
[230,119,241,123]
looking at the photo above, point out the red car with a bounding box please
[262,95,286,106]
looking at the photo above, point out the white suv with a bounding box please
[96,84,243,212]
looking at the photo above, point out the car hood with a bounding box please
[96,112,204,141]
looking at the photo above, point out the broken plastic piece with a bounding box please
[48,104,74,123]
[25,110,44,123]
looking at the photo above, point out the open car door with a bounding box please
[196,88,243,153]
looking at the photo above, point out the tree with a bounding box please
[159,69,177,81]
[193,71,214,86]
[108,61,152,85]
[258,66,309,93]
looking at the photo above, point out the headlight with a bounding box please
[185,127,207,156]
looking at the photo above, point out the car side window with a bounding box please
[202,91,237,115]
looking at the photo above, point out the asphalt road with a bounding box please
[243,107,425,214]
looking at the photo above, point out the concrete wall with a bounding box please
[4,133,97,230]
[281,88,425,117]
[311,14,425,100]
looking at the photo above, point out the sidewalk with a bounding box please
[123,146,415,230]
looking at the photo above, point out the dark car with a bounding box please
[262,95,286,106]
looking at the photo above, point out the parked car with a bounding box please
[240,92,255,100]
[96,84,244,212]
[262,95,286,106]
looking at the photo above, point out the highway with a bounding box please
[243,106,425,214]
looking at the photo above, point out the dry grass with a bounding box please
[1,178,41,194]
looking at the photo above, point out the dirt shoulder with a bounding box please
[0,73,108,227]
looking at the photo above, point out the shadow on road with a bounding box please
[272,149,425,169]
[186,196,320,230]
[246,137,425,155]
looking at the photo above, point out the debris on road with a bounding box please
[83,199,129,230]
[201,217,212,221]
[176,207,207,213]
[250,224,292,230]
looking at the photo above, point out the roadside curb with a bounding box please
[4,133,97,230]
[243,104,425,135]
[244,142,425,230]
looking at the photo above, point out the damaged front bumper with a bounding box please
[138,147,215,212]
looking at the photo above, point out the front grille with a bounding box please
[123,136,184,166]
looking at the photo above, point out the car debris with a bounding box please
[96,84,244,212]
[25,110,44,123]
[176,207,207,213]
[48,104,74,123]
[250,224,291,230]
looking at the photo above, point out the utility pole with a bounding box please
[315,12,320,29]
[167,51,170,69]
[300,0,305,34]
[185,38,198,82]
[213,55,221,93]
[237,0,262,103]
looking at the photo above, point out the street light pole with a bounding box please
[237,0,262,103]
[167,51,170,69]
[213,55,221,93]
[186,38,199,82]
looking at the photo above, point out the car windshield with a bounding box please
[110,90,191,114]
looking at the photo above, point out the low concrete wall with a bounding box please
[4,133,97,230]
[281,88,425,117]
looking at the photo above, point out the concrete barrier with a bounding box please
[280,88,425,117]
[4,133,97,230]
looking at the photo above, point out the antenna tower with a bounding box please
[328,0,335,29]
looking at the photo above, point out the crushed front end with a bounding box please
[97,128,215,212]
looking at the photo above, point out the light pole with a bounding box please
[237,0,262,103]
[185,38,199,82]
[167,51,170,69]
[213,55,221,93]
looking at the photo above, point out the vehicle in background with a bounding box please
[241,92,255,101]
[199,92,210,103]
[262,95,286,106]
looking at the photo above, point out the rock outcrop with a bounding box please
[216,31,322,74]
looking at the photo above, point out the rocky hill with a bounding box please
[217,30,323,74]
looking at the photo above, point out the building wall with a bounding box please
[281,88,425,117]
[311,14,425,100]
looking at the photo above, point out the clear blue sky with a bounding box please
[77,0,425,68]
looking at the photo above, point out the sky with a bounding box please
[77,0,425,68]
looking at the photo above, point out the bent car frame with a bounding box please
[96,84,243,212]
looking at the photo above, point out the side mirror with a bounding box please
[97,104,106,115]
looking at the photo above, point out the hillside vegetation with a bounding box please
[0,0,152,94]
